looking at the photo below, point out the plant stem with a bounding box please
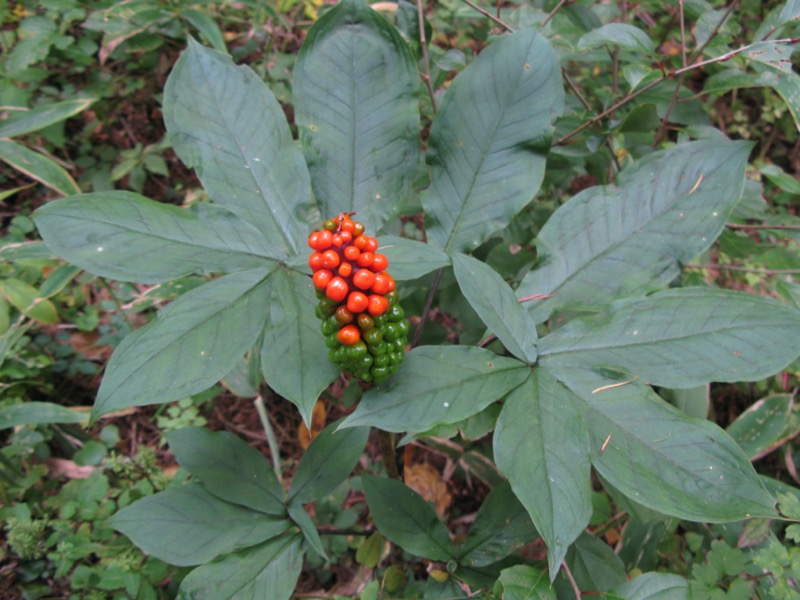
[378,430,402,480]
[684,264,800,275]
[412,267,444,348]
[460,0,515,31]
[726,223,800,230]
[417,0,438,113]
[562,562,582,599]
[542,0,570,27]
[254,395,283,484]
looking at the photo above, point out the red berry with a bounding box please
[353,269,376,290]
[308,252,324,271]
[326,277,349,302]
[321,249,340,269]
[344,245,360,261]
[338,262,353,278]
[312,269,333,290]
[357,252,374,268]
[364,236,379,253]
[347,291,369,313]
[372,273,395,295]
[337,324,361,346]
[354,235,368,250]
[367,294,389,316]
[371,253,388,272]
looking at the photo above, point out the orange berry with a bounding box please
[353,235,368,250]
[337,324,361,346]
[367,294,389,316]
[341,219,355,234]
[344,245,360,261]
[353,269,376,290]
[372,273,395,295]
[332,234,343,248]
[364,236,379,253]
[357,252,374,268]
[308,252,323,271]
[347,291,369,313]
[340,231,352,243]
[371,253,388,272]
[312,269,333,290]
[315,230,334,251]
[321,249,340,269]
[326,277,349,302]
[338,262,353,278]
[353,222,365,236]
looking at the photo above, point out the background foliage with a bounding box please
[2,0,800,598]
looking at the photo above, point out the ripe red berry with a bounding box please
[353,269,376,290]
[321,249,340,269]
[338,324,361,346]
[338,262,353,278]
[347,291,369,313]
[357,252,374,268]
[308,252,323,271]
[312,269,333,290]
[371,253,388,272]
[371,273,395,295]
[367,294,389,316]
[326,277,349,302]
[344,245,360,261]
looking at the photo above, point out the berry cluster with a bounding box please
[309,214,409,384]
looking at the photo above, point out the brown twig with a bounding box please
[459,0,515,32]
[562,562,583,599]
[542,0,570,27]
[417,0,438,113]
[727,223,800,230]
[684,264,800,274]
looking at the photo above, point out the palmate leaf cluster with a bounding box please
[30,0,800,595]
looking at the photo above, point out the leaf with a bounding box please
[110,483,291,567]
[93,268,273,419]
[458,480,539,568]
[0,99,95,138]
[287,503,327,560]
[34,192,280,284]
[726,394,795,460]
[422,29,564,254]
[779,0,800,24]
[495,565,554,600]
[609,572,688,600]
[0,402,89,430]
[166,427,285,516]
[177,534,303,600]
[288,420,370,504]
[339,346,529,433]
[555,368,776,521]
[260,269,339,427]
[743,41,794,74]
[379,236,450,281]
[659,385,709,419]
[0,278,59,324]
[493,371,592,580]
[180,8,226,53]
[452,253,538,363]
[164,39,314,256]
[361,473,454,561]
[293,0,420,232]
[566,533,626,592]
[0,139,80,197]
[577,23,655,55]
[539,288,800,389]
[516,140,752,323]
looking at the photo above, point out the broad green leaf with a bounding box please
[609,572,689,600]
[494,371,591,580]
[495,565,554,600]
[761,164,800,195]
[566,533,626,592]
[0,139,80,197]
[293,0,420,232]
[458,480,539,568]
[422,28,564,254]
[779,0,800,24]
[743,41,794,74]
[556,369,776,521]
[379,236,450,281]
[703,68,780,95]
[110,483,291,566]
[362,474,454,561]
[177,534,303,600]
[452,253,537,363]
[164,39,314,256]
[0,402,89,429]
[659,385,709,419]
[577,23,655,55]
[0,241,55,261]
[516,140,751,323]
[726,394,795,460]
[180,8,226,52]
[339,346,529,433]
[0,278,59,324]
[34,192,279,284]
[772,71,800,132]
[287,503,327,560]
[261,269,339,427]
[539,288,800,389]
[0,99,95,138]
[94,268,273,419]
[166,427,285,516]
[289,420,370,504]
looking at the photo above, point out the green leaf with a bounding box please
[379,236,450,281]
[34,192,279,284]
[94,268,273,419]
[743,41,794,74]
[0,99,95,138]
[566,533,626,592]
[556,369,776,521]
[494,371,592,580]
[0,278,59,324]
[577,23,655,55]
[539,288,800,388]
[458,480,539,568]
[516,140,752,323]
[180,8,226,53]
[339,346,529,433]
[164,39,314,256]
[288,420,370,504]
[166,427,285,516]
[659,385,709,419]
[293,0,420,232]
[609,572,688,600]
[361,474,454,561]
[0,402,90,430]
[287,503,327,560]
[726,394,794,460]
[495,565,554,600]
[110,483,291,567]
[0,139,80,197]
[261,269,339,427]
[177,534,303,600]
[356,531,385,568]
[422,29,564,254]
[452,253,538,363]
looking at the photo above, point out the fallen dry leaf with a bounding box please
[405,463,452,519]
[298,400,327,450]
